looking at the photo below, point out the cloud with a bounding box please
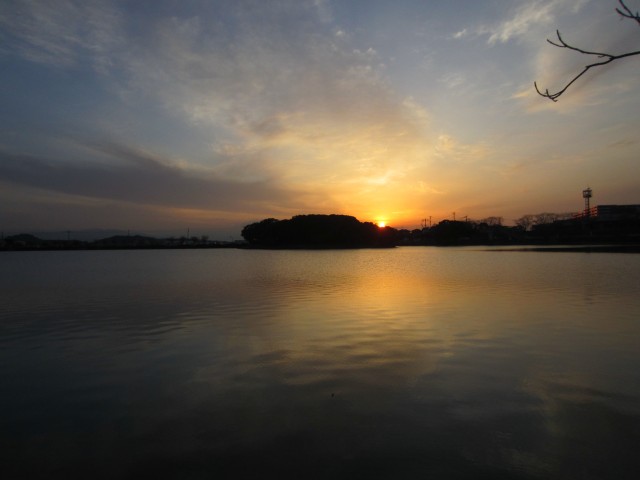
[108,2,436,195]
[0,1,436,190]
[485,1,556,45]
[0,0,123,71]
[440,72,466,89]
[313,0,333,23]
[478,0,589,45]
[452,29,468,39]
[0,144,305,213]
[3,3,430,133]
[3,0,493,228]
[434,135,490,164]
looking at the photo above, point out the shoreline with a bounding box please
[484,244,640,253]
[2,243,640,253]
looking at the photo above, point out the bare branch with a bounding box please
[534,1,640,101]
[616,0,640,25]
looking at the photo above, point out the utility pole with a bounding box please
[421,216,434,228]
[453,212,456,221]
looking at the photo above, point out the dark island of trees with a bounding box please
[241,214,397,248]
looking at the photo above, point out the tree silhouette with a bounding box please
[241,214,398,247]
[535,0,640,101]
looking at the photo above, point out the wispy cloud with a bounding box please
[452,29,468,39]
[485,1,557,45]
[313,0,333,23]
[108,2,436,195]
[0,0,436,216]
[439,72,466,90]
[477,0,590,45]
[0,0,123,71]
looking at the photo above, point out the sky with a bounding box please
[1,0,639,238]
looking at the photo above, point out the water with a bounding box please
[1,247,639,479]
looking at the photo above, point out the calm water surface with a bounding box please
[1,247,639,479]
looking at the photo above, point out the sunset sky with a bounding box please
[1,0,639,237]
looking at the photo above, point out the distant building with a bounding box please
[573,204,640,221]
[592,205,640,222]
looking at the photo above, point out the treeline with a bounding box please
[399,212,639,245]
[241,215,397,248]
[514,213,575,231]
[397,219,520,246]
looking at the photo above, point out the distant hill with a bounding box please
[93,235,161,247]
[4,233,42,245]
[30,230,131,241]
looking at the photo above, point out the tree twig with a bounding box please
[616,0,640,25]
[534,0,640,101]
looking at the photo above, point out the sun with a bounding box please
[377,221,386,228]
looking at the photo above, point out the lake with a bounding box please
[1,247,639,479]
